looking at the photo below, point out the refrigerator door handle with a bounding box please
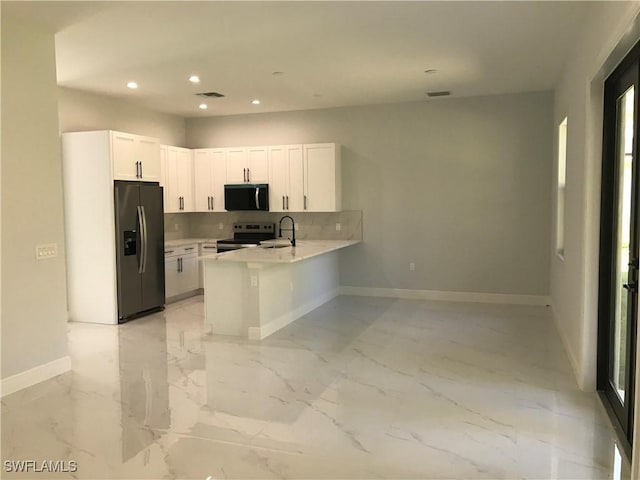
[136,206,144,274]
[140,205,148,273]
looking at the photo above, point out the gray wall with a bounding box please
[58,87,186,146]
[1,17,69,378]
[551,1,640,391]
[187,92,553,295]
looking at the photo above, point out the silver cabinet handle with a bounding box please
[140,161,143,178]
[164,249,174,254]
[243,168,247,182]
[185,247,195,251]
[208,196,211,210]
[286,196,289,210]
[255,186,260,210]
[282,196,285,210]
[203,246,216,250]
[247,168,251,182]
[135,161,139,178]
[211,195,214,210]
[304,195,307,210]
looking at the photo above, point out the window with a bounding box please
[556,117,567,259]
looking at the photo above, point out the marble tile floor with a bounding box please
[1,295,631,479]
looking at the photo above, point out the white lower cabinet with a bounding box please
[165,244,199,300]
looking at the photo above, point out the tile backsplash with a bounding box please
[164,210,362,241]
[164,213,191,241]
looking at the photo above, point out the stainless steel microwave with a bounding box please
[224,184,269,211]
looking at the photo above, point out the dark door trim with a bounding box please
[597,39,640,457]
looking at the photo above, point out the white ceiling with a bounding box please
[5,1,595,118]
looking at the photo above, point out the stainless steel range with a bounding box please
[216,222,276,253]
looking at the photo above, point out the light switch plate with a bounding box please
[36,243,58,260]
[336,223,341,231]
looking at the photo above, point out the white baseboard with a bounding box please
[339,286,551,306]
[1,356,71,397]
[249,288,340,340]
[550,305,590,391]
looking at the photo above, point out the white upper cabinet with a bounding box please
[269,145,303,212]
[193,148,227,212]
[303,143,342,212]
[163,145,194,213]
[247,146,269,183]
[226,146,269,184]
[111,131,160,181]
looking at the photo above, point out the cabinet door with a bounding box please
[226,148,248,183]
[112,132,138,180]
[177,148,194,212]
[165,257,179,299]
[160,146,169,209]
[304,143,339,212]
[138,137,160,181]
[247,146,269,183]
[287,146,304,212]
[269,146,289,212]
[165,147,180,213]
[193,150,213,212]
[179,255,199,293]
[211,149,227,211]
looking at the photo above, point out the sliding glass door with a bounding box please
[598,45,640,451]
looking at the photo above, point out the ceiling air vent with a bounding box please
[196,92,225,98]
[426,91,451,97]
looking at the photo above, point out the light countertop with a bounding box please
[200,240,360,264]
[165,238,222,247]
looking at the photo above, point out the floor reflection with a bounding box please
[1,295,632,479]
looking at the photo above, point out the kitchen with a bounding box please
[3,1,640,478]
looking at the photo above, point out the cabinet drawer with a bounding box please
[164,244,197,257]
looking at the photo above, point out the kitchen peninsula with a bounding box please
[201,240,359,339]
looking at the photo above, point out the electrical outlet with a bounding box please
[409,262,416,271]
[336,223,341,231]
[174,223,179,231]
[219,223,224,230]
[36,243,58,260]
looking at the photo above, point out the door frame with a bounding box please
[597,39,640,457]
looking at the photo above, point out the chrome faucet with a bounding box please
[278,215,296,247]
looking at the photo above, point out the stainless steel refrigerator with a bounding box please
[114,181,165,323]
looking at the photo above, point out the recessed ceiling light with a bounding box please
[251,99,261,105]
[424,69,437,74]
[126,81,138,89]
[199,103,208,110]
[272,71,284,76]
[189,75,201,83]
